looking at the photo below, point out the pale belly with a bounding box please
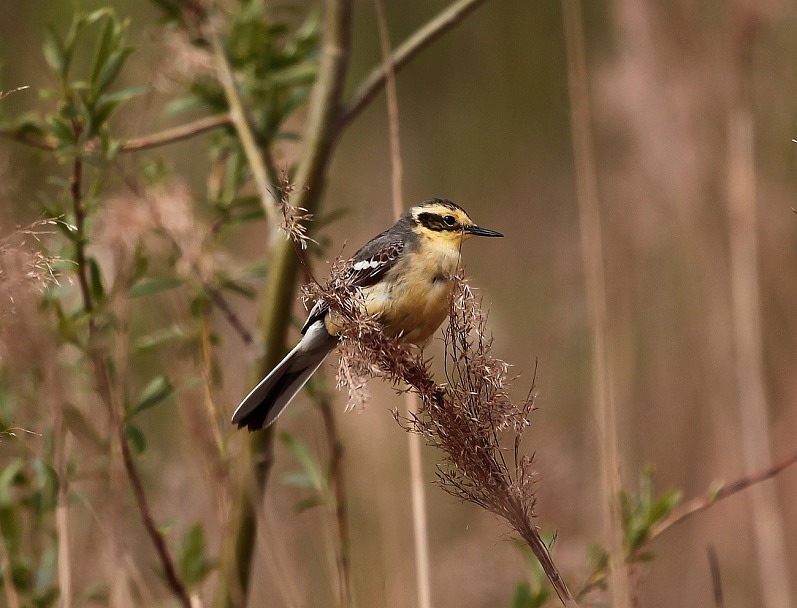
[362,272,453,345]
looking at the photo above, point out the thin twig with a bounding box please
[1,113,232,152]
[118,423,192,608]
[210,33,278,223]
[562,2,629,606]
[206,286,254,346]
[116,167,255,346]
[707,546,725,608]
[68,117,192,608]
[0,85,30,100]
[122,114,232,151]
[317,393,353,608]
[70,124,93,318]
[336,0,490,135]
[373,2,433,606]
[649,449,797,542]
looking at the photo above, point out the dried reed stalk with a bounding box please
[373,1,434,605]
[727,10,793,605]
[562,1,628,605]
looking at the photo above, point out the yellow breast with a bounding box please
[363,237,461,346]
[324,236,462,346]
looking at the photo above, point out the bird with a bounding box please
[231,198,503,430]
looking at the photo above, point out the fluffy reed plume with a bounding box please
[0,220,59,310]
[276,173,315,250]
[303,263,576,605]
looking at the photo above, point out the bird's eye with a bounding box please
[443,215,457,226]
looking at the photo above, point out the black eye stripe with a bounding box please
[418,212,460,231]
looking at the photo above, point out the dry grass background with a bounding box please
[1,1,797,607]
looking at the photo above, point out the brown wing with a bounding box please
[300,228,407,334]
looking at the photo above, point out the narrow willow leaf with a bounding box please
[128,277,182,298]
[129,375,174,418]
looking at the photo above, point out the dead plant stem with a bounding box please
[1,113,233,152]
[649,449,797,542]
[118,422,192,608]
[318,395,353,608]
[210,34,278,224]
[69,120,191,608]
[727,9,792,606]
[562,2,629,606]
[122,114,232,151]
[374,1,433,606]
[337,0,490,135]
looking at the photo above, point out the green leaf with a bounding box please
[63,404,106,452]
[84,8,113,26]
[293,496,327,514]
[45,114,75,146]
[88,258,104,303]
[512,583,533,608]
[179,524,215,587]
[164,96,208,116]
[124,423,147,454]
[95,48,134,97]
[282,471,316,489]
[129,375,174,418]
[279,433,325,494]
[30,459,58,514]
[90,14,119,88]
[0,505,21,555]
[11,559,33,593]
[134,325,189,352]
[101,84,150,104]
[128,277,182,298]
[43,26,68,79]
[220,278,256,299]
[149,0,183,21]
[0,459,25,505]
[34,537,58,594]
[648,489,681,527]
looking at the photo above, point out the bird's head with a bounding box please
[408,198,503,243]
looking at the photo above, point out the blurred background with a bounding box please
[1,1,796,607]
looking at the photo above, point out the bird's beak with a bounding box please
[465,224,504,237]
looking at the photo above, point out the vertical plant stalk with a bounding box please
[318,395,353,608]
[0,540,20,608]
[54,414,73,608]
[336,0,490,135]
[69,126,192,608]
[374,1,433,606]
[562,2,629,606]
[210,33,279,222]
[707,546,725,608]
[118,424,192,608]
[727,10,793,607]
[70,127,93,319]
[217,2,354,606]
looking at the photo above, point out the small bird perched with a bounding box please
[232,198,503,430]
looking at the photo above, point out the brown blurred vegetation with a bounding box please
[1,1,797,607]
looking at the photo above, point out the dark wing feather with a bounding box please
[300,228,406,334]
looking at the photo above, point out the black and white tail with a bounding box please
[231,321,337,430]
